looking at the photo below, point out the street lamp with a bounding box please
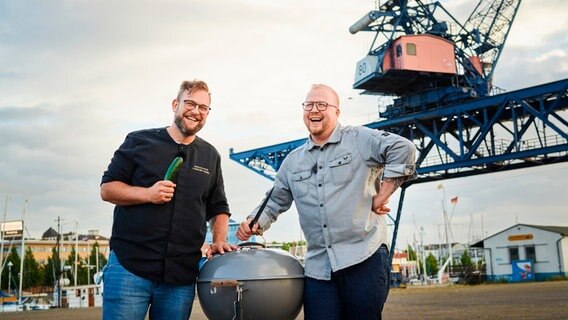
[7,261,13,295]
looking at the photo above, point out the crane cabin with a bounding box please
[355,34,457,96]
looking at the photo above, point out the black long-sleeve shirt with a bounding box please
[101,127,230,284]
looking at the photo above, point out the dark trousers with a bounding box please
[303,245,390,320]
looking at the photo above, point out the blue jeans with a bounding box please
[102,251,195,320]
[303,245,390,320]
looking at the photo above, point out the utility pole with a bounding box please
[55,216,61,308]
[74,222,79,286]
[0,195,8,302]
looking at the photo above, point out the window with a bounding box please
[509,247,519,262]
[396,44,402,57]
[406,43,417,55]
[525,246,536,262]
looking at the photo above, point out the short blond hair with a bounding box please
[177,80,210,100]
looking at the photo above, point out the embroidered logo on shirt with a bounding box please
[192,165,210,175]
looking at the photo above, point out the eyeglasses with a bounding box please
[180,99,211,114]
[302,101,337,112]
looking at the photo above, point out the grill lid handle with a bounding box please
[249,187,274,229]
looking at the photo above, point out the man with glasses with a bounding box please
[101,80,236,319]
[237,84,417,320]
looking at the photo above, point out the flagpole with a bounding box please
[0,196,8,310]
[437,184,452,267]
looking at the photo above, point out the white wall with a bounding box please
[560,236,568,275]
[485,225,563,277]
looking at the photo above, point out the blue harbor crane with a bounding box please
[229,0,568,258]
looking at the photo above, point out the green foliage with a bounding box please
[23,247,42,289]
[280,240,307,253]
[1,247,21,291]
[406,245,417,261]
[64,246,78,283]
[41,247,58,287]
[1,242,109,290]
[426,253,439,276]
[460,250,473,267]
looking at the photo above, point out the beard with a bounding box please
[174,113,204,137]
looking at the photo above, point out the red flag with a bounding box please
[450,196,458,204]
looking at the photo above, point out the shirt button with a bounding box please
[318,165,322,170]
[320,148,325,152]
[318,183,322,187]
[327,245,332,249]
[323,224,327,228]
[319,203,323,207]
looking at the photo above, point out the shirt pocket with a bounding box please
[291,169,312,199]
[329,153,353,185]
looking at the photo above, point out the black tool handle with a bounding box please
[248,188,274,229]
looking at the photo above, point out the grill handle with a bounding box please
[248,187,274,229]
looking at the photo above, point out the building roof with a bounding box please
[78,234,109,241]
[470,223,568,248]
[42,227,59,239]
[523,224,568,236]
[393,252,408,259]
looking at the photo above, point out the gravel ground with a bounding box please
[0,280,566,319]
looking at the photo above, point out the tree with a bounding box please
[1,247,21,292]
[41,248,58,287]
[64,247,79,285]
[78,242,108,285]
[460,249,473,267]
[91,242,107,274]
[283,240,306,253]
[425,253,439,276]
[406,245,417,261]
[23,247,41,289]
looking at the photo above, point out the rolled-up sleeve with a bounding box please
[357,127,417,181]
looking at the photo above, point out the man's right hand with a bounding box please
[236,218,262,241]
[148,180,176,204]
[101,180,175,206]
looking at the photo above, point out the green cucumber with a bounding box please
[164,156,184,181]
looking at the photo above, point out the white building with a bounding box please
[52,284,102,308]
[472,224,568,282]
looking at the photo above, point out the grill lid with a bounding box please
[198,247,304,282]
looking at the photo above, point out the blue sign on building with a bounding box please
[511,260,534,282]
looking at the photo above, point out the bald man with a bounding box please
[237,84,417,319]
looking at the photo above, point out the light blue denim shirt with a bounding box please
[252,123,417,280]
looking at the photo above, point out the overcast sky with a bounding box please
[1,0,567,250]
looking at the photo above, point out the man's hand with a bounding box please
[206,241,237,259]
[371,178,405,215]
[148,180,176,204]
[372,194,391,214]
[236,218,262,241]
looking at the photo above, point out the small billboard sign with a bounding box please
[1,220,24,239]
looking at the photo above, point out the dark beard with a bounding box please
[174,114,203,137]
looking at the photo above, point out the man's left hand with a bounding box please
[206,242,237,259]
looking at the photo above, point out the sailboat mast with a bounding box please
[18,199,27,305]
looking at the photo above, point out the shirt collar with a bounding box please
[307,123,343,150]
